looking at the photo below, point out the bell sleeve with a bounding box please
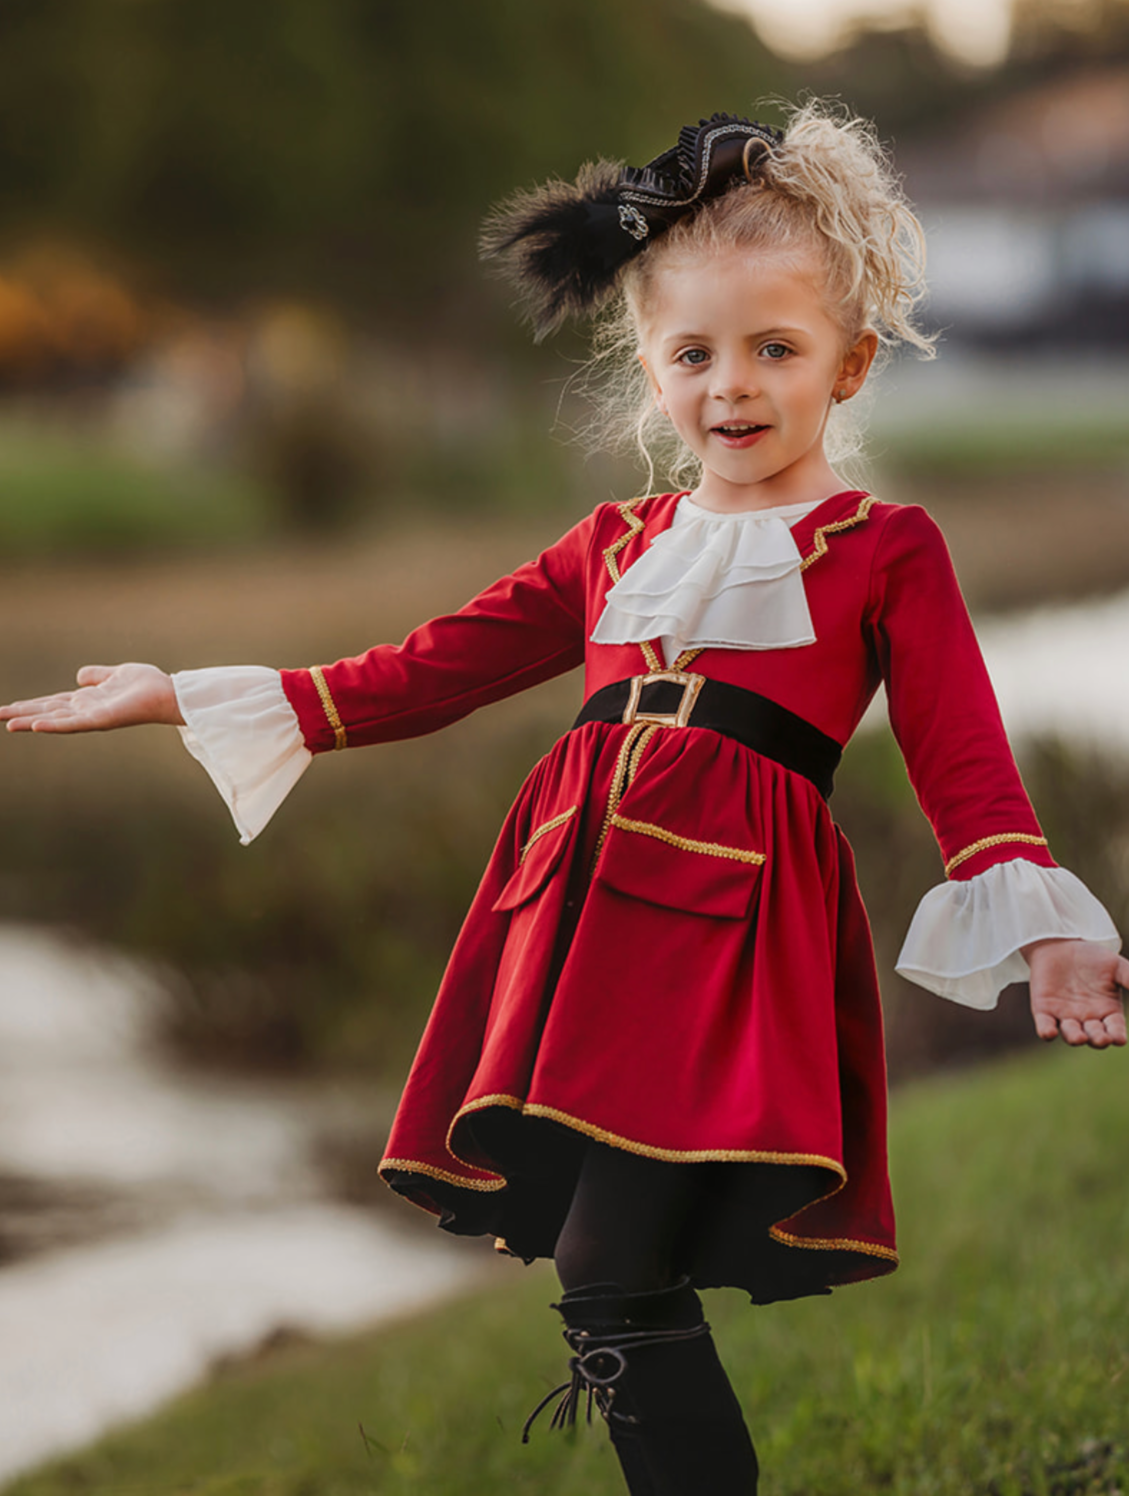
[173,666,311,845]
[866,504,1120,1009]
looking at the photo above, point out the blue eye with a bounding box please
[677,348,709,366]
[762,343,790,360]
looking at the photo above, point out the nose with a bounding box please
[709,351,760,403]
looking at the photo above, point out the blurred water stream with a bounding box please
[0,927,490,1488]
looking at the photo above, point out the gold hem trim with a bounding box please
[450,1093,848,1173]
[769,1225,899,1264]
[609,815,766,865]
[944,833,1049,877]
[519,806,578,864]
[378,1156,507,1193]
[800,495,875,572]
[309,665,348,751]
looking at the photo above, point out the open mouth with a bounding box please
[712,423,768,445]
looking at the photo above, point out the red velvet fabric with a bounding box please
[279,491,1052,1299]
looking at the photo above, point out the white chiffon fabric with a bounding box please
[591,495,820,666]
[173,666,310,846]
[172,493,1121,1007]
[896,861,1121,1009]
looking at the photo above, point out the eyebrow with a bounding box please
[661,325,808,345]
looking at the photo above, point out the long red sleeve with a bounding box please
[279,510,595,753]
[867,504,1054,882]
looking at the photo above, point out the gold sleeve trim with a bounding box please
[610,815,766,866]
[309,665,348,751]
[769,1225,899,1264]
[519,806,578,864]
[944,833,1048,878]
[377,1157,507,1193]
[800,495,876,572]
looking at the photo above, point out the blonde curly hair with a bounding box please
[581,99,936,488]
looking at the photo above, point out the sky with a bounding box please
[712,0,1016,67]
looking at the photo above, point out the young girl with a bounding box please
[3,103,1126,1495]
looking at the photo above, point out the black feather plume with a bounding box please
[480,160,629,341]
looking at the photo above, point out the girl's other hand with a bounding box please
[0,664,185,733]
[1025,938,1129,1048]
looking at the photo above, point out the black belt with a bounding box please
[571,671,841,800]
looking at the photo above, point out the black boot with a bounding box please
[524,1278,759,1495]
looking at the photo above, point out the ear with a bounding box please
[638,352,667,414]
[833,330,879,402]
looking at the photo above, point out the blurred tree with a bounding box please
[0,0,790,333]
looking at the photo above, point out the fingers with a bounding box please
[1033,1010,1060,1042]
[1034,1012,1127,1048]
[1,695,76,731]
[76,665,113,687]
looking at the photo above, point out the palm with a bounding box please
[0,664,182,733]
[1028,939,1129,1048]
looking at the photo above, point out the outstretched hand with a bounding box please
[0,664,184,734]
[1026,938,1129,1048]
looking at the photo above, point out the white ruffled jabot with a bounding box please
[591,495,821,666]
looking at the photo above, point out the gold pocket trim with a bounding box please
[519,806,578,864]
[609,815,766,866]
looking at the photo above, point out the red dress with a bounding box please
[280,490,1053,1302]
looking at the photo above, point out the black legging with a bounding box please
[554,1140,709,1293]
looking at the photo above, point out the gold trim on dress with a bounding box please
[309,665,348,751]
[609,815,766,866]
[799,495,876,572]
[519,806,578,864]
[944,833,1049,877]
[602,497,647,587]
[590,721,651,872]
[599,497,668,674]
[450,1093,848,1173]
[768,1225,899,1264]
[378,1156,507,1192]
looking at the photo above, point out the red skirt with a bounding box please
[380,719,897,1303]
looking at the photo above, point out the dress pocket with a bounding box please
[596,813,765,919]
[491,806,579,912]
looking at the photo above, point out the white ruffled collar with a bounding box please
[590,493,823,663]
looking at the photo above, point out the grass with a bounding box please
[6,1045,1129,1496]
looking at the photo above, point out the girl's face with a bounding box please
[638,248,877,512]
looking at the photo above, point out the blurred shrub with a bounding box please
[0,423,272,555]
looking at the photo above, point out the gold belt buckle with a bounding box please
[622,671,706,729]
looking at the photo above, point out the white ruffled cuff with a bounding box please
[173,666,311,845]
[895,861,1121,1010]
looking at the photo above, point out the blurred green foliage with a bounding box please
[0,0,790,324]
[0,423,273,554]
[9,1043,1129,1495]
